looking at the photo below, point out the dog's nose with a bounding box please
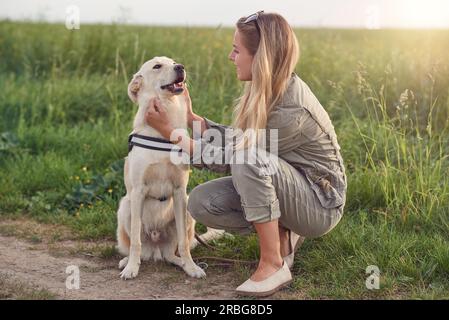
[174,64,184,72]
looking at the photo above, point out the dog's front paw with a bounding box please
[120,262,140,280]
[118,257,129,270]
[183,263,206,278]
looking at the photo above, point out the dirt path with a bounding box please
[0,219,242,300]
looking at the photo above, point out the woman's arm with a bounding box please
[184,86,232,138]
[184,88,208,134]
[145,96,231,174]
[189,113,207,133]
[145,99,195,155]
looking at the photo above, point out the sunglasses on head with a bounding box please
[243,10,264,24]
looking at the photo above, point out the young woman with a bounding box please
[145,11,347,297]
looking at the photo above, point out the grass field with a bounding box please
[0,21,448,299]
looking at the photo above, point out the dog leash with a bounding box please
[194,256,258,266]
[194,233,258,266]
[194,232,218,251]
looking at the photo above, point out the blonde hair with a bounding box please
[232,12,300,149]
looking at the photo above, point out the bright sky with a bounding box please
[1,0,449,29]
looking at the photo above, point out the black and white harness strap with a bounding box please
[128,133,181,202]
[128,133,182,154]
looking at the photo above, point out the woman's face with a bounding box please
[228,29,254,81]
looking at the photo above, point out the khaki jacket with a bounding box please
[191,73,347,210]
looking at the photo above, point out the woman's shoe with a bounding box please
[235,261,292,297]
[283,231,305,269]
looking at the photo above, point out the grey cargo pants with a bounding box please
[188,152,343,238]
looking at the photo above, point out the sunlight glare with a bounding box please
[398,0,448,28]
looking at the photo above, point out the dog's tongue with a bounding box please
[161,81,184,93]
[173,83,184,93]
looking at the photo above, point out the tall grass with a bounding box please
[0,21,448,298]
[346,63,449,227]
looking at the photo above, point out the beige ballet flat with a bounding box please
[235,261,292,297]
[284,231,305,269]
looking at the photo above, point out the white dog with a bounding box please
[116,57,224,279]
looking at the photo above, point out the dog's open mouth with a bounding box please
[160,75,185,94]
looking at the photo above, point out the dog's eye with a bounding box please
[153,64,162,70]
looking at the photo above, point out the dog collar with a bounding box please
[128,133,182,153]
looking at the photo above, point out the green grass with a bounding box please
[0,274,57,300]
[0,21,448,299]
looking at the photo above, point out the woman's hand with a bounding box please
[182,85,195,125]
[183,85,207,134]
[145,98,174,140]
[145,96,195,155]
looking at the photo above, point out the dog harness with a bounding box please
[128,133,182,154]
[128,134,182,202]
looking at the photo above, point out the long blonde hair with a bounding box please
[232,12,300,149]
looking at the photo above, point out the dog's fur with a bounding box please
[117,57,224,279]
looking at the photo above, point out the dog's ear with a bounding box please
[127,74,143,103]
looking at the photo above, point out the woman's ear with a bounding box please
[127,74,143,103]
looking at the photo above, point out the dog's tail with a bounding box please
[190,228,226,250]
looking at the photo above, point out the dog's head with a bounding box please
[128,56,186,103]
